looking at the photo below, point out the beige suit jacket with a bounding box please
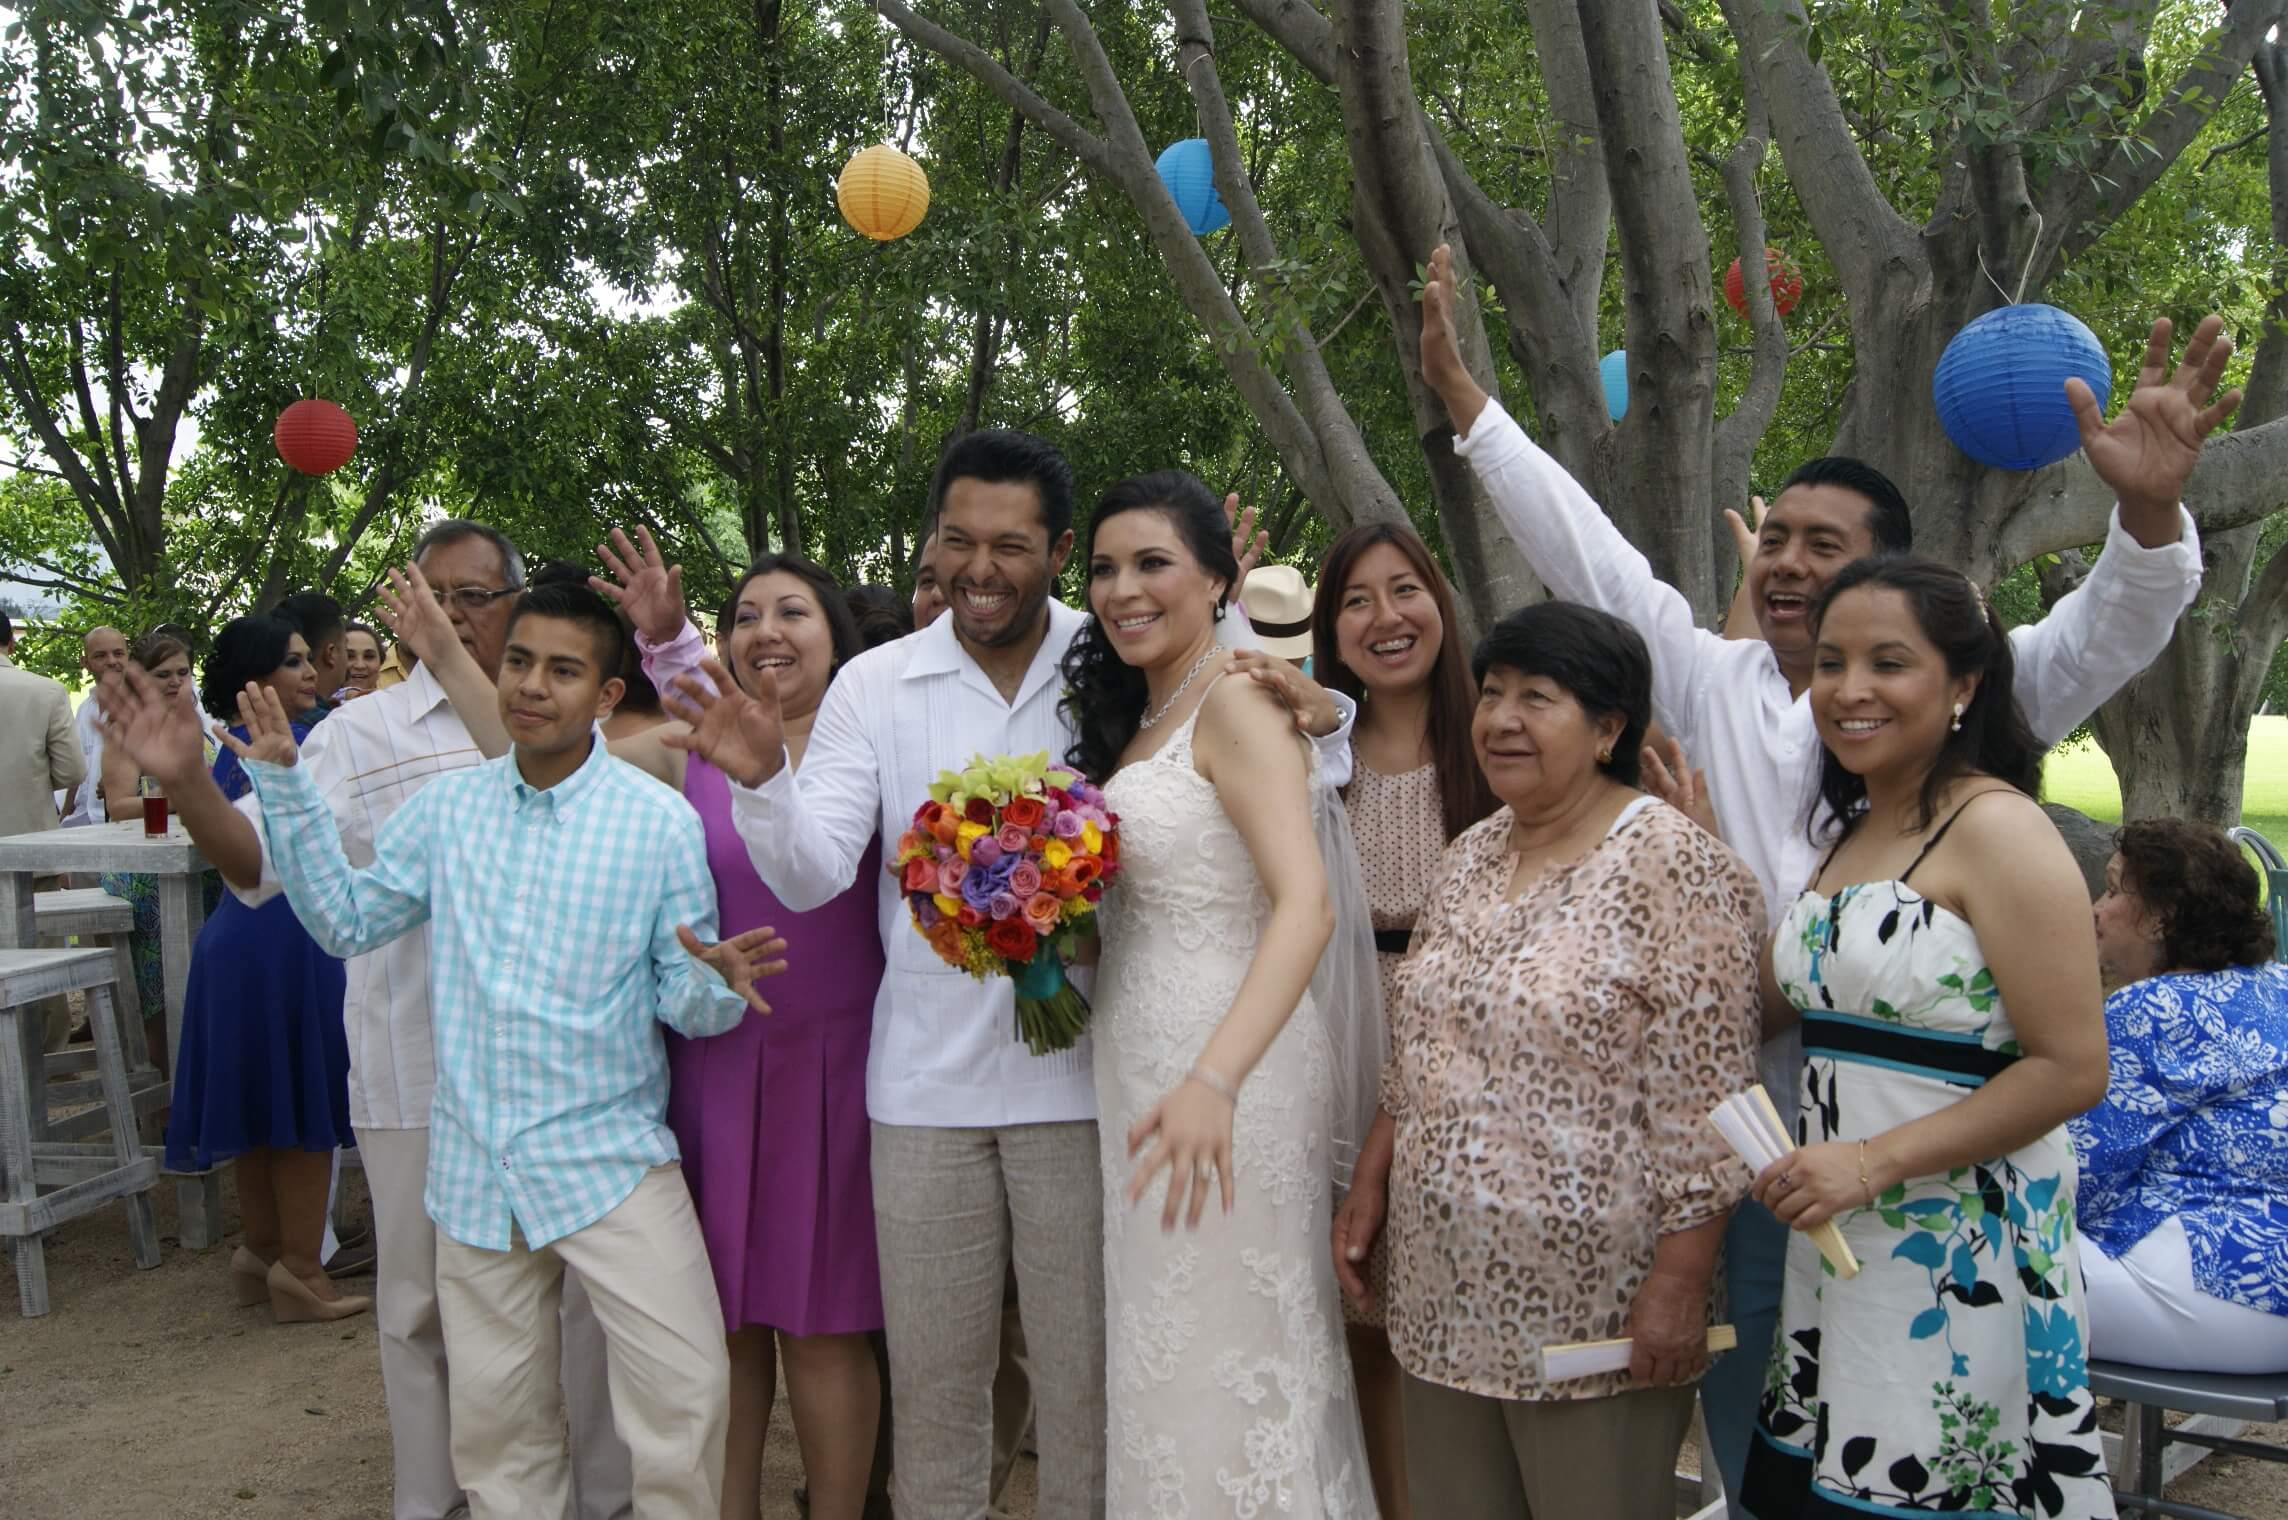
[0,652,85,838]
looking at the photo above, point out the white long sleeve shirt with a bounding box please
[724,599,1355,1128]
[229,661,489,1130]
[1455,398,2204,1097]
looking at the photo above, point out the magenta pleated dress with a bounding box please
[666,753,886,1336]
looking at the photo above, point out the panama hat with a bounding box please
[1239,563,1316,661]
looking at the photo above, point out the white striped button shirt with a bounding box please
[231,663,487,1130]
[245,738,748,1250]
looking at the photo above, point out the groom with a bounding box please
[635,430,1353,1518]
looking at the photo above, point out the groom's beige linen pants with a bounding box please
[871,1120,1106,1520]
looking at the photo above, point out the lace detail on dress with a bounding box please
[1095,680,1370,1516]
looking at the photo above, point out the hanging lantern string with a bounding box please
[1974,210,2046,307]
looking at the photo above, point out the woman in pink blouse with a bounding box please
[1312,521,1499,1520]
[1336,600,1763,1520]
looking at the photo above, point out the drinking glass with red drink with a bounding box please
[141,776,168,837]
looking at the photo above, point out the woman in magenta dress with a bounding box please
[619,556,887,1520]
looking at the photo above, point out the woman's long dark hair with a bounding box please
[1059,470,1237,784]
[202,615,299,722]
[1311,523,1497,842]
[715,553,863,698]
[1809,556,2043,840]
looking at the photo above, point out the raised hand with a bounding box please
[1224,493,1268,600]
[592,525,688,645]
[377,562,463,670]
[676,923,790,1013]
[2071,314,2243,517]
[216,682,301,769]
[660,656,785,788]
[98,663,211,787]
[1641,736,1720,838]
[1417,243,1490,430]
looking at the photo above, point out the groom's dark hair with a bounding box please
[930,429,1074,543]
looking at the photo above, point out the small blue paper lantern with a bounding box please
[1599,349,1628,421]
[1155,138,1230,236]
[1932,304,2112,472]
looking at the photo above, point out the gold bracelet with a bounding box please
[1857,1140,1874,1207]
[1188,1065,1238,1104]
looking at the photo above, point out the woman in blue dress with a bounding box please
[164,615,363,1323]
[1744,558,2116,1519]
[2072,817,2288,1373]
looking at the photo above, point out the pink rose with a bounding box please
[996,824,1030,854]
[989,891,1022,922]
[939,859,967,895]
[1008,861,1043,898]
[1022,892,1062,933]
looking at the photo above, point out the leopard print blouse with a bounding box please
[1382,797,1763,1401]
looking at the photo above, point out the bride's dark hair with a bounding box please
[1059,470,1237,784]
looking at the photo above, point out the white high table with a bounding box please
[0,819,224,1248]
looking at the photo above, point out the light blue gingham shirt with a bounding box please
[245,738,748,1250]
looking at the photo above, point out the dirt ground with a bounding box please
[0,1166,2280,1519]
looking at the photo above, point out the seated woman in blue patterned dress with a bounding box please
[2071,818,2288,1374]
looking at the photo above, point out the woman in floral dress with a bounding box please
[1744,557,2116,1519]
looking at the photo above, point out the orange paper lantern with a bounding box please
[273,398,358,476]
[1723,247,1804,319]
[837,144,930,241]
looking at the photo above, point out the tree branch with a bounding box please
[2239,531,2288,675]
[873,1,1118,176]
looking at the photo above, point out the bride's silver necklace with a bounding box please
[1139,646,1219,730]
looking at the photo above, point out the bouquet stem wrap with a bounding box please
[1009,950,1091,1055]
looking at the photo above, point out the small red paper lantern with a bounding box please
[1723,247,1805,319]
[274,398,358,476]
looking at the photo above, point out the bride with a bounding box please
[1060,470,1375,1516]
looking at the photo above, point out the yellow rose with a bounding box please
[1042,839,1074,870]
[933,892,963,918]
[1080,821,1103,853]
[956,821,989,860]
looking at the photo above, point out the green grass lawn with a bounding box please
[2044,714,2288,850]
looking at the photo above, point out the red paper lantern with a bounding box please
[274,398,358,476]
[1723,247,1804,319]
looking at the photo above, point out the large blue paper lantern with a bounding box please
[1155,138,1230,236]
[1599,349,1628,421]
[1932,304,2112,471]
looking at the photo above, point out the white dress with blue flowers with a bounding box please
[1744,874,2115,1519]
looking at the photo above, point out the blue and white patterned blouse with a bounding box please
[2070,962,2288,1315]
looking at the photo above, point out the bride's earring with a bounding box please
[1950,702,1965,733]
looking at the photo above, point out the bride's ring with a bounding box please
[1776,1173,1796,1195]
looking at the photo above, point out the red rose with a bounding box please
[957,904,986,928]
[985,917,1039,961]
[1082,882,1103,903]
[1002,796,1047,831]
[964,797,995,825]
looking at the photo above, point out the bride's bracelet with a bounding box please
[1187,1065,1238,1105]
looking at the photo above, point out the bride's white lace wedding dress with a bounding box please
[1093,681,1373,1518]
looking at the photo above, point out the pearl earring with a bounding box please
[1950,702,1965,733]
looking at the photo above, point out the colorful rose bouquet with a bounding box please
[889,751,1120,1055]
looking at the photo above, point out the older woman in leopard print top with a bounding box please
[1341,601,1762,1520]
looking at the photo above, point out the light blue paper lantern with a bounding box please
[1932,304,2112,472]
[1154,138,1230,236]
[1599,349,1629,421]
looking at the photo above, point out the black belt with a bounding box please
[1374,928,1412,955]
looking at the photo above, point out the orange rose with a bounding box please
[902,857,937,892]
[1002,796,1047,831]
[930,811,961,845]
[1065,856,1102,891]
[924,919,963,964]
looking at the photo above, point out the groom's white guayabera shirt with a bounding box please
[714,599,1354,1128]
[1453,397,2204,1100]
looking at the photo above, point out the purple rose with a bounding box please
[971,836,1004,868]
[1053,811,1084,839]
[961,855,1017,910]
[988,890,1021,921]
[915,896,942,929]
